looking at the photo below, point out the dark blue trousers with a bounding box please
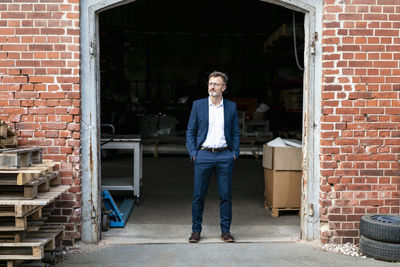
[192,149,235,234]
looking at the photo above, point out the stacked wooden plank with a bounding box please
[0,121,17,149]
[0,147,70,267]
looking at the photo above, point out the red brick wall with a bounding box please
[321,0,400,244]
[0,0,80,246]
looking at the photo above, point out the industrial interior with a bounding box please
[98,0,304,242]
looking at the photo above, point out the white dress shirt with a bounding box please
[202,97,227,148]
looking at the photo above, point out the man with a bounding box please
[186,71,240,243]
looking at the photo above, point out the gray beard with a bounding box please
[209,91,218,97]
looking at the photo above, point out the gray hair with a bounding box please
[208,71,228,85]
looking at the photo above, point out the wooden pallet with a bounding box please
[0,232,23,243]
[17,168,50,177]
[264,202,300,218]
[0,183,39,200]
[0,223,43,242]
[0,121,15,140]
[0,121,17,150]
[0,149,42,170]
[26,219,48,233]
[0,230,26,243]
[0,176,52,200]
[0,217,27,232]
[0,208,42,233]
[0,136,18,149]
[0,122,8,140]
[36,171,60,193]
[0,121,15,136]
[0,226,61,266]
[0,186,69,220]
[1,261,47,267]
[24,226,65,251]
[0,241,45,261]
[0,206,40,220]
[0,227,64,266]
[0,170,42,187]
[1,171,61,199]
[0,212,51,243]
[36,163,60,189]
[41,160,59,169]
[47,171,60,187]
[0,186,70,217]
[0,226,64,262]
[0,162,59,199]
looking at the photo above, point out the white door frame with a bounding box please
[80,0,322,243]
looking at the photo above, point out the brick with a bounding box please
[45,131,59,138]
[339,14,363,20]
[2,76,28,83]
[336,108,359,114]
[338,45,360,52]
[324,85,342,91]
[376,30,399,36]
[335,139,360,146]
[377,0,397,4]
[16,123,40,130]
[328,215,347,221]
[336,230,359,237]
[41,28,65,35]
[3,107,27,115]
[52,108,67,115]
[349,29,373,36]
[40,92,66,99]
[41,60,65,67]
[360,200,384,206]
[41,123,66,130]
[360,170,383,176]
[28,44,53,51]
[29,76,54,83]
[56,76,79,83]
[385,170,400,176]
[334,169,359,176]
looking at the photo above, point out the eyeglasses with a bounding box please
[208,82,224,87]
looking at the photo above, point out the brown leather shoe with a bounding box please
[189,232,200,243]
[221,232,235,242]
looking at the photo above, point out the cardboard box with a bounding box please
[264,169,302,208]
[262,144,302,170]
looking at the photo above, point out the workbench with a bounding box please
[141,136,273,158]
[100,136,143,200]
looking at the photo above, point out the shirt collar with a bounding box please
[208,97,224,107]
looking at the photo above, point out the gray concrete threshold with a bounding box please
[101,224,299,244]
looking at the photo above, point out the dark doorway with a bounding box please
[98,0,304,243]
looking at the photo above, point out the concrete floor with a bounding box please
[101,155,300,244]
[62,242,397,267]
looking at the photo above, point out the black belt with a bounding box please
[200,147,229,152]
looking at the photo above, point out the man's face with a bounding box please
[208,76,226,97]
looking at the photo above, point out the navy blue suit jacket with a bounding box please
[186,98,240,160]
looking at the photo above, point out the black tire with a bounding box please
[360,235,400,262]
[360,214,400,243]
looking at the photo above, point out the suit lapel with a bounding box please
[223,98,228,134]
[205,98,209,134]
